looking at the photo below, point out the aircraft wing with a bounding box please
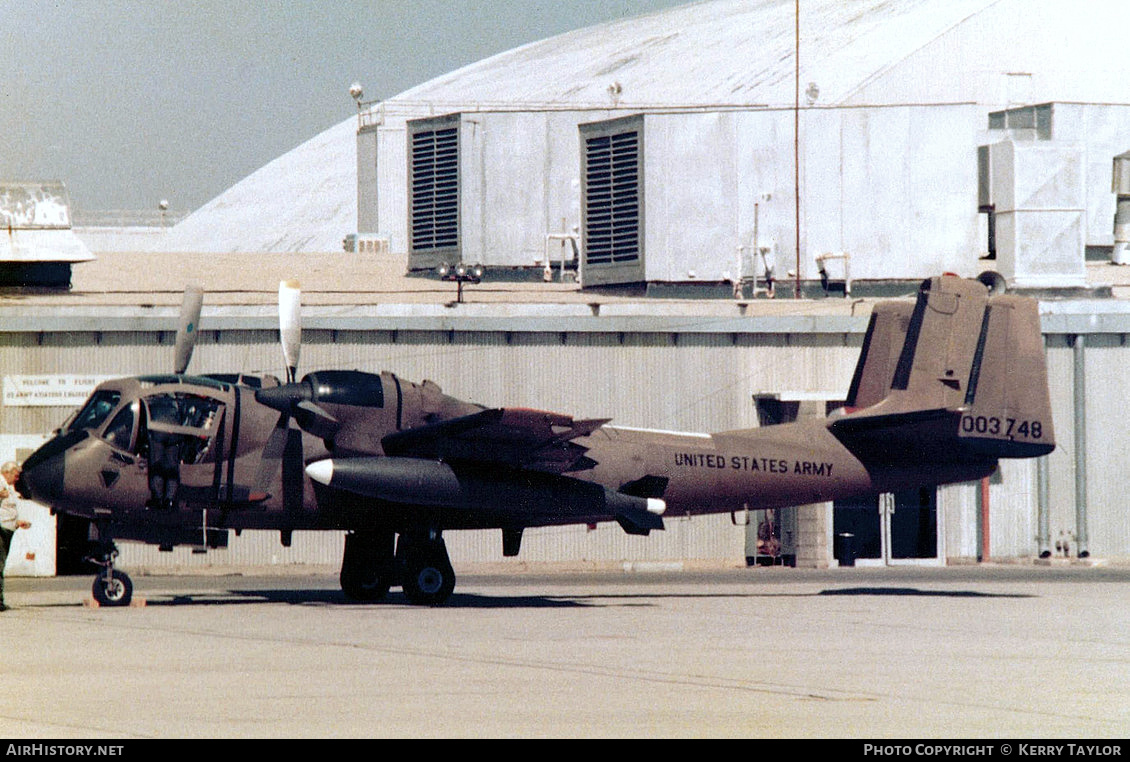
[381,407,609,473]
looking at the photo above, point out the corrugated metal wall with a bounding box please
[3,324,1127,568]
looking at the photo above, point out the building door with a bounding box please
[833,487,941,566]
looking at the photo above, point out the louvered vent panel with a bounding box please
[585,130,640,266]
[411,126,459,251]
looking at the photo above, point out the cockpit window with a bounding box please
[146,393,220,430]
[143,393,223,464]
[103,404,136,451]
[70,390,122,432]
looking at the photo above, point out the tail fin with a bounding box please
[957,293,1054,457]
[835,274,1054,460]
[845,301,912,411]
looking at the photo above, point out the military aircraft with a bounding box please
[16,273,1054,606]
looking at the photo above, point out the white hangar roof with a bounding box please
[158,0,1130,254]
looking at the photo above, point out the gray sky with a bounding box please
[0,0,688,214]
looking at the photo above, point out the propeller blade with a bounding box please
[174,285,204,375]
[253,414,291,494]
[278,279,301,383]
[294,400,341,441]
[253,410,308,506]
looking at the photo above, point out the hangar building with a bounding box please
[7,0,1130,575]
[348,0,1130,292]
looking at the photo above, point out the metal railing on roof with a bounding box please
[71,209,190,228]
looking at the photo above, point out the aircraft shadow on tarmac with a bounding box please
[817,587,1033,598]
[130,585,1034,608]
[142,589,597,609]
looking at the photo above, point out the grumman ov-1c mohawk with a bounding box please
[18,274,1054,606]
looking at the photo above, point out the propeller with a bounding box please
[174,285,204,374]
[254,280,304,496]
[254,280,338,500]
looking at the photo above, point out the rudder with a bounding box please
[958,294,1055,457]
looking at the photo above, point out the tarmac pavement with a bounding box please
[0,564,1127,739]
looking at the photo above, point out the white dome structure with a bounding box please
[388,0,1130,109]
[161,118,357,253]
[163,0,1130,290]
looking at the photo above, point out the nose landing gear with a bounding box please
[88,541,133,607]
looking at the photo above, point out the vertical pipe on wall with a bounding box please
[1037,334,1051,558]
[977,476,991,562]
[1072,334,1090,558]
[1037,455,1051,558]
[793,0,801,299]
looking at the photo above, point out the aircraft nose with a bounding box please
[16,437,69,504]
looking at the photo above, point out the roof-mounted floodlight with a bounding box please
[438,262,483,304]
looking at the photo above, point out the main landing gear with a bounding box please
[339,530,456,606]
[89,540,134,607]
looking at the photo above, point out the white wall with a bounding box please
[1,434,54,577]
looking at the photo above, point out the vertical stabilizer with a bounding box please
[845,301,912,411]
[832,274,1054,462]
[887,275,989,412]
[958,294,1055,457]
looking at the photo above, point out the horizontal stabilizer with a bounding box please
[829,407,964,464]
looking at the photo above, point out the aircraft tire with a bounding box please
[340,531,393,602]
[92,569,133,607]
[401,549,456,607]
[341,570,392,602]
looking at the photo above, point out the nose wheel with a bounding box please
[88,541,133,607]
[93,568,133,607]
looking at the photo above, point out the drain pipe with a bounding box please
[977,476,991,562]
[1037,333,1052,558]
[1037,454,1051,558]
[1072,334,1090,558]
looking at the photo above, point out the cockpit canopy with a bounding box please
[68,389,122,433]
[64,377,230,464]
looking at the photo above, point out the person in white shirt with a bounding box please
[0,461,31,611]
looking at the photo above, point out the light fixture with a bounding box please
[438,263,483,303]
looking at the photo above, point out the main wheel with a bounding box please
[340,531,393,602]
[341,566,391,602]
[92,569,133,607]
[401,547,456,606]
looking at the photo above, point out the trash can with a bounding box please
[835,532,856,567]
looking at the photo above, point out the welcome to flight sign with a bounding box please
[3,375,115,407]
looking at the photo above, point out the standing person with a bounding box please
[0,461,31,612]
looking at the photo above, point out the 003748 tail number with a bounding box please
[961,415,1043,440]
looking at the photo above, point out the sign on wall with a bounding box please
[3,375,114,407]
